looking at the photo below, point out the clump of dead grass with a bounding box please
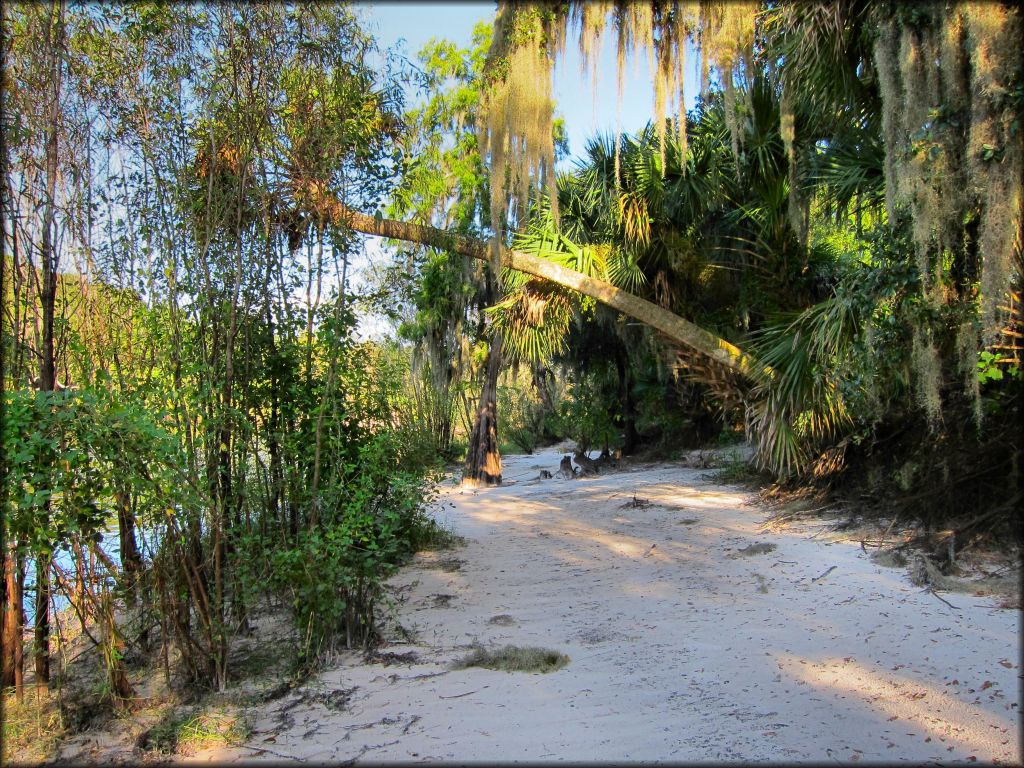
[1,688,65,764]
[141,705,250,756]
[907,552,1020,599]
[453,645,569,674]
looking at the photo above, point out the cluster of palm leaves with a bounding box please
[488,26,893,475]
[494,0,1022,483]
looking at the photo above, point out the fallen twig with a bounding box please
[811,565,837,583]
[401,715,421,735]
[404,671,449,682]
[439,687,487,699]
[340,740,402,766]
[926,588,961,611]
[760,504,843,531]
[237,744,307,762]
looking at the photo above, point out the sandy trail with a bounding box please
[205,446,1020,763]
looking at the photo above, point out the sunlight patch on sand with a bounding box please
[775,651,1018,761]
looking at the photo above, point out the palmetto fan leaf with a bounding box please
[747,292,862,476]
[812,133,886,220]
[487,279,574,365]
[605,248,648,292]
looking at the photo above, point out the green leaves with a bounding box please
[748,293,861,477]
[266,429,434,670]
[977,351,1005,384]
[1,386,186,556]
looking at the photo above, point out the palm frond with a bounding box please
[811,133,886,220]
[487,280,574,365]
[605,248,648,292]
[617,190,652,247]
[747,292,862,476]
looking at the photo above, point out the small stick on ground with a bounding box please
[237,744,308,762]
[811,565,837,583]
[439,688,486,699]
[927,588,961,611]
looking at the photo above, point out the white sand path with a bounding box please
[202,446,1020,764]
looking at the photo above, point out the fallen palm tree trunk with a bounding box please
[323,201,764,381]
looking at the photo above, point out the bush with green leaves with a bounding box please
[497,378,546,454]
[266,430,439,671]
[552,370,620,454]
[2,383,190,699]
[2,384,187,560]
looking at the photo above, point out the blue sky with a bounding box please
[358,1,701,165]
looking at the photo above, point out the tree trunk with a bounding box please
[34,552,50,693]
[32,0,67,694]
[532,363,559,442]
[116,487,143,605]
[116,486,148,651]
[1,544,25,698]
[463,337,503,487]
[318,201,764,380]
[99,586,134,708]
[615,353,639,455]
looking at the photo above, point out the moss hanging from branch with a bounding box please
[780,83,805,246]
[895,19,945,297]
[479,1,757,241]
[956,318,983,428]
[868,2,1022,427]
[571,1,612,124]
[478,3,564,268]
[963,2,1024,341]
[911,326,944,430]
[697,2,757,167]
[874,19,904,225]
[872,2,1022,334]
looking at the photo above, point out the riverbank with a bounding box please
[6,443,1018,764]
[192,444,1020,763]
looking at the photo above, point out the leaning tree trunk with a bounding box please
[308,198,765,381]
[463,336,503,487]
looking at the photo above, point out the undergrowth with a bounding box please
[142,705,250,756]
[1,688,64,764]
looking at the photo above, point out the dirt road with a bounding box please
[206,446,1020,763]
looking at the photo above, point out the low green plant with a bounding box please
[713,452,766,484]
[265,431,439,671]
[552,372,619,453]
[497,380,546,454]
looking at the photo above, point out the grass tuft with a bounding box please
[2,688,65,764]
[453,645,569,674]
[142,706,249,756]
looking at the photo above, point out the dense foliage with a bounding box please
[1,3,446,712]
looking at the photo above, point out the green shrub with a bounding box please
[266,432,439,671]
[551,372,618,453]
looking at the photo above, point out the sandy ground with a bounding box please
[195,445,1020,764]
